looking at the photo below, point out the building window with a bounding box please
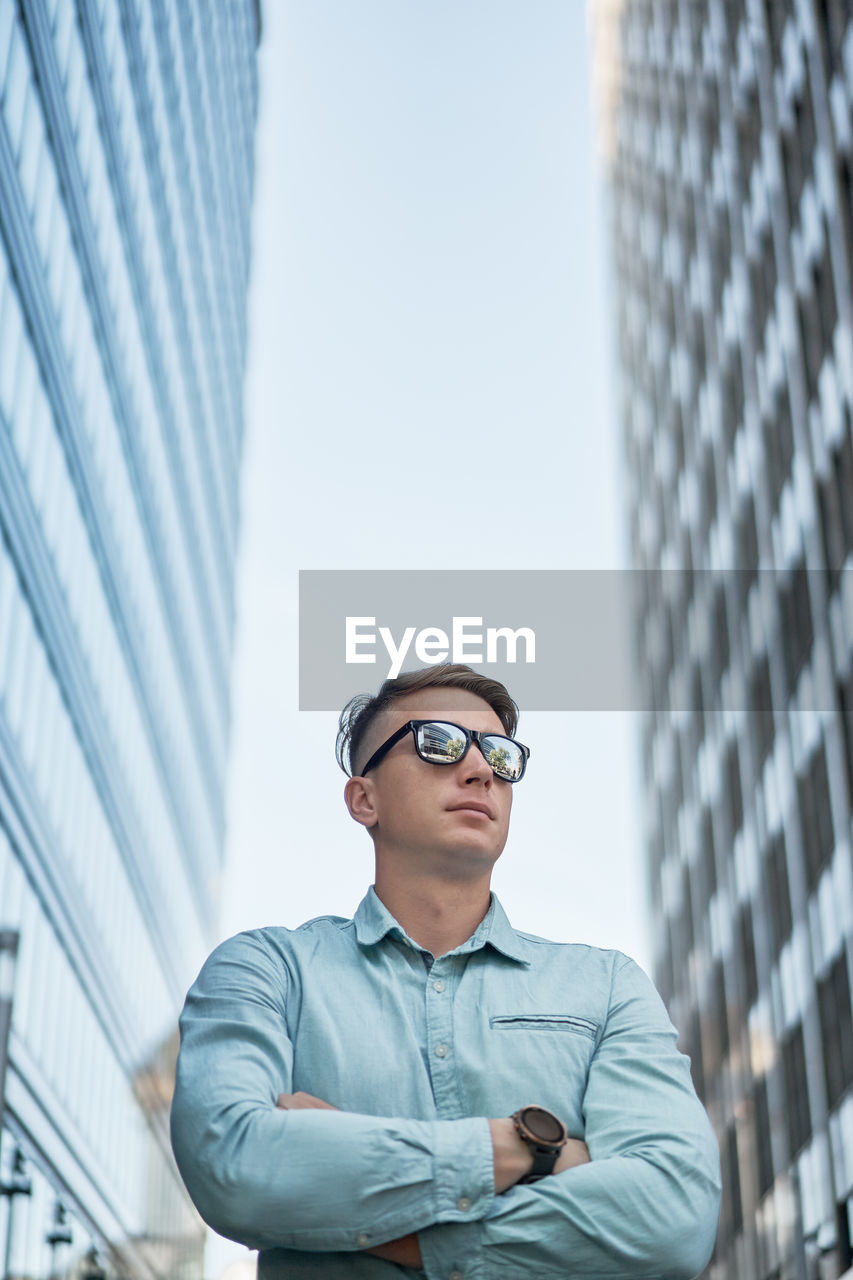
[749,656,775,770]
[837,154,853,272]
[763,381,795,518]
[839,672,853,806]
[715,959,730,1065]
[782,1023,812,1155]
[735,497,759,612]
[797,741,834,895]
[722,350,744,449]
[736,84,761,187]
[671,401,685,474]
[753,1074,774,1197]
[726,739,744,838]
[818,421,853,591]
[700,78,720,176]
[739,904,759,1008]
[763,0,788,68]
[711,585,729,687]
[813,241,838,353]
[701,806,717,902]
[692,664,705,744]
[712,211,732,314]
[778,564,814,692]
[680,863,695,962]
[796,286,823,406]
[749,226,775,348]
[701,449,718,544]
[814,0,848,78]
[817,950,853,1110]
[719,1121,744,1247]
[782,82,816,230]
[765,830,793,956]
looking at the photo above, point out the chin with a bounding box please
[445,842,505,867]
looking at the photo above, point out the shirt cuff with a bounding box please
[418,1220,485,1280]
[430,1116,494,1223]
[419,1117,492,1280]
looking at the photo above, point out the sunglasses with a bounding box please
[360,719,530,783]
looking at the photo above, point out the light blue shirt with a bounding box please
[171,888,720,1279]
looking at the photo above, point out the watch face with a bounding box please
[523,1107,565,1143]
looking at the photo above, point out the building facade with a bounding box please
[0,1,259,1276]
[590,1,853,1278]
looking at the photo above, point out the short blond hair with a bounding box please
[336,664,519,776]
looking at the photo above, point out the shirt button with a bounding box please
[435,1042,448,1058]
[457,1196,471,1212]
[356,1233,369,1247]
[433,979,446,992]
[449,1271,464,1280]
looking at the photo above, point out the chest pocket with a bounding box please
[490,1013,599,1040]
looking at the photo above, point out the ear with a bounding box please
[344,776,379,829]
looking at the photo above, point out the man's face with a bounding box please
[348,686,515,876]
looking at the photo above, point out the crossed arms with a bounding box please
[274,1089,592,1268]
[170,931,721,1279]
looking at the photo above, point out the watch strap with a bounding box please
[519,1145,561,1183]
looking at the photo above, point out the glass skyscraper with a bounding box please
[0,1,259,1277]
[591,2,853,1278]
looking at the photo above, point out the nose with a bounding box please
[461,741,494,786]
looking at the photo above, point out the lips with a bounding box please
[448,802,493,819]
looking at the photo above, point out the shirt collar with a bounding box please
[353,885,530,965]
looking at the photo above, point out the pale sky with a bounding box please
[220,0,648,966]
[209,3,646,1272]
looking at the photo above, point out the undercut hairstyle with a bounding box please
[336,664,520,777]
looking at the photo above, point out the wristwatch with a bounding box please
[510,1105,569,1183]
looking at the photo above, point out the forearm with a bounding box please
[364,1116,526,1270]
[364,1118,590,1269]
[172,1093,495,1252]
[419,1139,720,1280]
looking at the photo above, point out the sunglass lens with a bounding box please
[481,736,525,780]
[416,722,468,763]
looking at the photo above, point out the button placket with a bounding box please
[425,959,459,1113]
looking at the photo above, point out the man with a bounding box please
[171,665,721,1278]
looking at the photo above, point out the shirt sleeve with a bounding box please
[417,954,721,1280]
[169,930,495,1253]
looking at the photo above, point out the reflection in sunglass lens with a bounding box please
[415,722,525,780]
[417,722,467,763]
[481,736,524,780]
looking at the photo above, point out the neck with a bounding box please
[373,863,493,957]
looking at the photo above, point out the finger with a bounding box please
[554,1138,591,1173]
[276,1091,338,1110]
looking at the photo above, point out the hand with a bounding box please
[365,1234,423,1267]
[489,1119,590,1192]
[554,1137,591,1174]
[276,1091,339,1110]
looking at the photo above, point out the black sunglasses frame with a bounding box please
[359,719,530,782]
